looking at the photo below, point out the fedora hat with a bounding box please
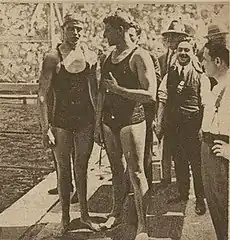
[162,20,188,36]
[205,24,228,38]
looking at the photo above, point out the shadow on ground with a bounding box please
[58,182,187,240]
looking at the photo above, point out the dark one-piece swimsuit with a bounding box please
[102,47,145,132]
[50,46,94,132]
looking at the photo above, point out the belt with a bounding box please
[202,132,229,145]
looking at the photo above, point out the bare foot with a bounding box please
[99,216,122,230]
[135,232,149,240]
[53,217,70,237]
[80,218,101,232]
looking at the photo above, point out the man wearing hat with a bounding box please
[205,24,228,44]
[156,37,210,215]
[158,20,189,187]
[38,12,99,235]
[197,24,229,90]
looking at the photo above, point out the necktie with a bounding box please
[180,66,185,81]
[177,67,185,94]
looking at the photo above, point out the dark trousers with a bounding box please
[161,135,172,182]
[168,113,204,199]
[201,140,228,240]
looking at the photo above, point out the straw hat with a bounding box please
[162,20,188,36]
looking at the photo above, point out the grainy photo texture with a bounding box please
[0,2,229,240]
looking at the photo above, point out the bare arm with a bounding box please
[87,63,98,111]
[155,75,168,139]
[38,51,58,135]
[95,82,105,124]
[104,49,157,104]
[94,78,106,146]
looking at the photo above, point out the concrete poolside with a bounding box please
[0,144,216,240]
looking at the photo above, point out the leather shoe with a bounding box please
[48,184,74,195]
[195,199,206,215]
[167,195,189,204]
[48,187,58,195]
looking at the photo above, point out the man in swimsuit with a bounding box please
[38,13,99,235]
[95,10,157,240]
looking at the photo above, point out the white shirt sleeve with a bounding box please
[158,73,168,103]
[200,74,211,106]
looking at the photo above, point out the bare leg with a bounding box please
[72,124,100,231]
[71,147,78,204]
[52,127,72,235]
[120,121,148,239]
[100,123,127,229]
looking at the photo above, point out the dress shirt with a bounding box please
[158,61,211,105]
[202,70,230,137]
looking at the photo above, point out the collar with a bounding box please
[176,61,193,76]
[213,69,230,93]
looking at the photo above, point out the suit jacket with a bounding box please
[158,52,168,79]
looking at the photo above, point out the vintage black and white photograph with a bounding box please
[0,1,229,240]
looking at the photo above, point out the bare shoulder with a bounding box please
[43,49,60,67]
[130,47,153,71]
[39,49,60,84]
[132,47,152,60]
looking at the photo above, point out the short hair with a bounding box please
[130,22,142,36]
[205,42,229,67]
[103,8,133,30]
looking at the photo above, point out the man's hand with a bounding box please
[94,122,104,147]
[42,131,50,150]
[42,128,55,149]
[212,140,230,160]
[103,72,119,93]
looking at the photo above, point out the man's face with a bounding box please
[176,41,193,66]
[202,47,216,77]
[63,21,83,46]
[164,33,186,50]
[103,23,120,46]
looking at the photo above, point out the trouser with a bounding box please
[168,113,204,199]
[161,135,172,183]
[201,134,229,240]
[173,135,204,199]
